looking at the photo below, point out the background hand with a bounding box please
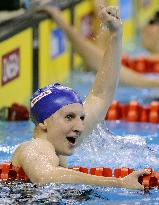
[35,5,59,15]
[99,6,122,32]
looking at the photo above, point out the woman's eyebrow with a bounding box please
[64,111,85,117]
[64,112,76,116]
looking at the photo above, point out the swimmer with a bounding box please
[141,10,159,54]
[12,5,149,189]
[38,3,159,88]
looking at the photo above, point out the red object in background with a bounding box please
[72,166,88,174]
[106,100,122,120]
[127,58,136,70]
[90,167,103,176]
[113,167,159,189]
[138,168,159,188]
[114,167,134,178]
[8,103,29,121]
[149,101,159,123]
[121,55,129,67]
[152,59,159,73]
[140,107,149,122]
[147,59,154,73]
[71,166,159,189]
[2,48,20,86]
[121,55,159,74]
[0,162,12,180]
[121,104,129,120]
[103,168,112,177]
[134,57,147,73]
[0,162,29,181]
[106,100,159,124]
[126,101,141,122]
[90,167,112,177]
[0,162,159,188]
[152,172,159,187]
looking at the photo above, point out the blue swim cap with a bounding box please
[30,83,83,124]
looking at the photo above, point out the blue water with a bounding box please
[69,70,159,105]
[0,71,159,204]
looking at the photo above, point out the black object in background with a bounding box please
[149,10,159,24]
[0,0,22,10]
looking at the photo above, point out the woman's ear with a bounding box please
[39,121,47,130]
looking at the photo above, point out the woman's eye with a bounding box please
[65,115,73,120]
[80,115,85,121]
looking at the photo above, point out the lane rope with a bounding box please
[106,100,159,123]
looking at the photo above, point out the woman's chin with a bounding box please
[64,150,74,156]
[57,148,74,156]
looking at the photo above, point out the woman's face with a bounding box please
[45,103,85,156]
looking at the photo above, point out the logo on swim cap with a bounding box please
[31,90,52,107]
[30,83,83,124]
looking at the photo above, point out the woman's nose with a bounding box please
[72,118,84,135]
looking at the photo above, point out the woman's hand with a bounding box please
[35,5,59,15]
[99,6,122,33]
[121,169,151,190]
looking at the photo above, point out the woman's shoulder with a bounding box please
[12,138,56,166]
[14,138,53,151]
[11,142,28,166]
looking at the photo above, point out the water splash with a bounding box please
[70,122,159,170]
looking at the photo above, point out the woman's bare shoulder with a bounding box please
[12,138,56,166]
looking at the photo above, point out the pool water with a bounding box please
[0,71,159,204]
[69,70,159,105]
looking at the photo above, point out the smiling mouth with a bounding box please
[66,137,76,144]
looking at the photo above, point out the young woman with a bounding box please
[141,10,159,54]
[12,5,149,189]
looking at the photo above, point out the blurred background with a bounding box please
[0,0,159,114]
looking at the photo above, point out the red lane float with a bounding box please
[0,162,29,181]
[114,167,134,178]
[122,55,159,73]
[0,163,158,189]
[72,166,88,173]
[105,100,159,123]
[72,166,159,189]
[90,167,112,177]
